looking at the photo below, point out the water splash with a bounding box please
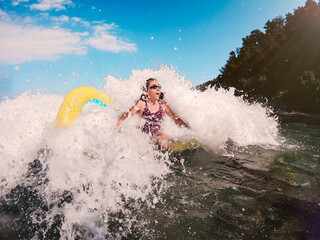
[0,66,279,238]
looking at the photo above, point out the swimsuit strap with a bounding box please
[144,100,149,110]
[159,102,163,112]
[144,101,162,114]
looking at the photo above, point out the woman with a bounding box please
[117,78,189,148]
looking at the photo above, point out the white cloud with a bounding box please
[50,16,90,27]
[86,24,137,53]
[0,22,85,64]
[0,9,10,21]
[30,0,74,11]
[0,10,137,64]
[51,15,69,23]
[71,17,90,27]
[12,0,29,7]
[36,12,50,20]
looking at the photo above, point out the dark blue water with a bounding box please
[148,121,320,239]
[1,119,319,239]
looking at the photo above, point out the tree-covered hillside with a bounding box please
[200,0,320,113]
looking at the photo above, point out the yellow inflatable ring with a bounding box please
[56,86,112,127]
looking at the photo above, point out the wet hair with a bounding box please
[145,78,157,91]
[140,78,164,101]
[140,93,147,101]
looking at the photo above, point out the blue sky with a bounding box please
[0,0,307,98]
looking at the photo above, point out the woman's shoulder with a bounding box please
[160,100,168,111]
[136,99,145,106]
[135,100,145,111]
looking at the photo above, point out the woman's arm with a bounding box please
[117,100,144,128]
[163,103,190,129]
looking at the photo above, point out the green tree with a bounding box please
[296,70,320,112]
[203,0,320,113]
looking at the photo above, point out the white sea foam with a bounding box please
[0,66,279,238]
[105,66,279,150]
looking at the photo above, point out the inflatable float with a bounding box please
[56,86,112,128]
[171,139,201,152]
[56,86,200,152]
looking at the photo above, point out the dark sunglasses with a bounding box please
[149,84,161,90]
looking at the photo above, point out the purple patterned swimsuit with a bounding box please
[141,101,164,136]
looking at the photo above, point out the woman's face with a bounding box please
[147,80,161,100]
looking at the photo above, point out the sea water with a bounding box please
[1,66,318,239]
